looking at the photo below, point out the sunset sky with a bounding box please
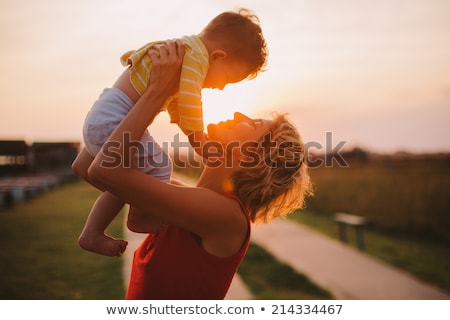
[1,0,449,153]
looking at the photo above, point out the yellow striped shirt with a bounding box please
[120,35,209,132]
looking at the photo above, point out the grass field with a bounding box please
[238,243,333,299]
[289,209,450,293]
[305,156,450,241]
[1,154,448,298]
[0,180,126,299]
[294,154,450,292]
[0,179,329,300]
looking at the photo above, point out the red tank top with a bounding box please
[125,193,250,300]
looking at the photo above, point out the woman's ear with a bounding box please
[210,50,227,62]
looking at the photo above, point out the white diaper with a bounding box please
[82,88,172,182]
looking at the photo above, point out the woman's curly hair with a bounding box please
[231,114,313,224]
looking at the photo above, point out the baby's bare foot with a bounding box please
[78,232,128,257]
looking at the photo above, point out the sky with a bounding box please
[1,0,449,154]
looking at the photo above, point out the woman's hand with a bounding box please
[148,39,185,97]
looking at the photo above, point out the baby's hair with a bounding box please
[202,8,268,79]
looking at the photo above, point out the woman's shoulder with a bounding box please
[197,192,250,257]
[221,192,250,220]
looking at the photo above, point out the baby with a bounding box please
[72,8,268,256]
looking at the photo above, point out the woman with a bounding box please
[87,40,313,299]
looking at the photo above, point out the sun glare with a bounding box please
[201,82,263,125]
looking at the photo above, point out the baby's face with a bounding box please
[202,58,250,90]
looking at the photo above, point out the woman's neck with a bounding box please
[196,165,235,194]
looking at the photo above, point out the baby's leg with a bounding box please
[78,192,128,256]
[72,147,94,183]
[76,88,133,256]
[126,133,172,233]
[72,147,106,191]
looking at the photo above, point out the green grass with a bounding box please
[0,180,125,299]
[289,209,450,293]
[296,157,450,293]
[3,163,448,299]
[306,159,450,241]
[0,179,330,300]
[238,243,333,300]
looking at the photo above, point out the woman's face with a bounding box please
[207,112,273,145]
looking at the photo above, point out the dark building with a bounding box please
[0,140,28,175]
[0,140,80,176]
[30,142,80,173]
